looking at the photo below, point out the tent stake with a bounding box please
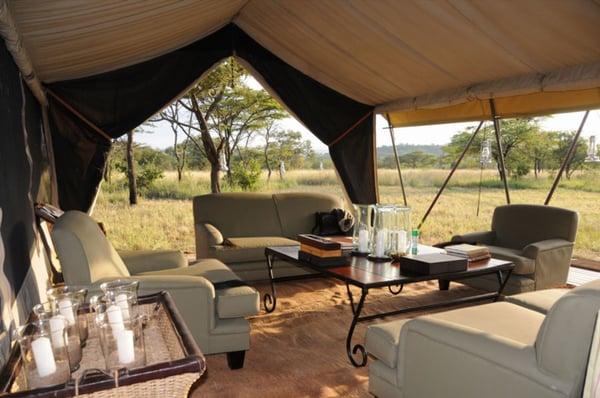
[489,99,510,204]
[418,121,484,229]
[544,110,590,205]
[385,114,407,206]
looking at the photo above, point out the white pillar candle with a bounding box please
[116,329,135,364]
[31,337,57,377]
[116,293,130,320]
[58,298,75,325]
[49,316,65,348]
[398,230,407,252]
[375,229,386,257]
[107,304,124,330]
[358,229,369,252]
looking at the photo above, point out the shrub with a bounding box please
[231,159,262,190]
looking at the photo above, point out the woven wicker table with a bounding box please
[0,292,206,397]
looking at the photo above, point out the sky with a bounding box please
[137,76,600,153]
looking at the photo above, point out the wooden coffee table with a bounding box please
[263,245,514,367]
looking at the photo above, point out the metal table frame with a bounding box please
[262,246,514,367]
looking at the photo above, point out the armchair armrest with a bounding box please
[195,223,223,259]
[451,230,495,245]
[118,249,188,274]
[522,239,574,259]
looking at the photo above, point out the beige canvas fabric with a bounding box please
[3,0,600,125]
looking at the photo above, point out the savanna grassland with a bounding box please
[94,169,600,260]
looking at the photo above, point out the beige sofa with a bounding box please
[451,204,578,294]
[365,281,599,398]
[193,192,344,281]
[51,211,260,369]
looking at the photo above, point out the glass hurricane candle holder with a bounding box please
[33,303,82,371]
[386,206,411,259]
[368,205,393,261]
[98,314,146,371]
[14,319,71,389]
[100,279,139,304]
[47,286,88,345]
[352,204,374,255]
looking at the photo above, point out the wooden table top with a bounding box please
[266,245,515,289]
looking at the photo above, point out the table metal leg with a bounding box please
[494,269,513,301]
[263,254,277,313]
[345,282,356,315]
[388,284,403,295]
[346,288,369,367]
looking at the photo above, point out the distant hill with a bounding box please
[377,144,443,158]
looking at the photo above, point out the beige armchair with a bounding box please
[365,280,600,398]
[451,204,578,294]
[51,211,260,369]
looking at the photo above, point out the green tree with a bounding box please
[151,58,286,193]
[551,131,588,179]
[398,151,438,168]
[266,130,315,173]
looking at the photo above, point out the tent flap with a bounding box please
[46,24,377,210]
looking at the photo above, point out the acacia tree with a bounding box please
[152,58,285,192]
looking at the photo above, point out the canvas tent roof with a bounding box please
[6,0,600,126]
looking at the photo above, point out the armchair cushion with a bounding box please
[505,288,569,314]
[117,249,187,274]
[486,245,535,275]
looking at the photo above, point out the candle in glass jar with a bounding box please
[49,316,65,348]
[398,230,407,253]
[31,337,57,377]
[375,229,386,257]
[107,304,124,330]
[116,293,130,320]
[358,229,369,252]
[58,298,75,325]
[116,329,135,364]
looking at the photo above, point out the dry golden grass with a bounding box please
[94,169,600,260]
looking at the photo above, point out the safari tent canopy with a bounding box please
[1,0,600,361]
[2,0,600,210]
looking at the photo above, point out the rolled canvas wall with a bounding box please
[0,39,51,368]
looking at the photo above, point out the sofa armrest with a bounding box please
[399,318,572,396]
[522,239,574,258]
[451,230,495,245]
[195,223,223,259]
[118,249,188,274]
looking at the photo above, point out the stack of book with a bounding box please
[298,234,347,267]
[445,244,491,262]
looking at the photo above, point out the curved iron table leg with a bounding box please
[345,282,356,315]
[346,288,368,367]
[263,254,277,313]
[388,284,403,295]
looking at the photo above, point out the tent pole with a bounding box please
[544,110,590,205]
[489,99,511,204]
[385,114,407,206]
[418,121,484,229]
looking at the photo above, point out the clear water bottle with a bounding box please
[411,229,419,255]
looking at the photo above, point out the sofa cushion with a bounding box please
[216,286,260,318]
[211,236,298,264]
[193,193,282,238]
[139,258,238,283]
[272,192,342,238]
[486,245,535,275]
[505,288,569,314]
[366,319,410,368]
